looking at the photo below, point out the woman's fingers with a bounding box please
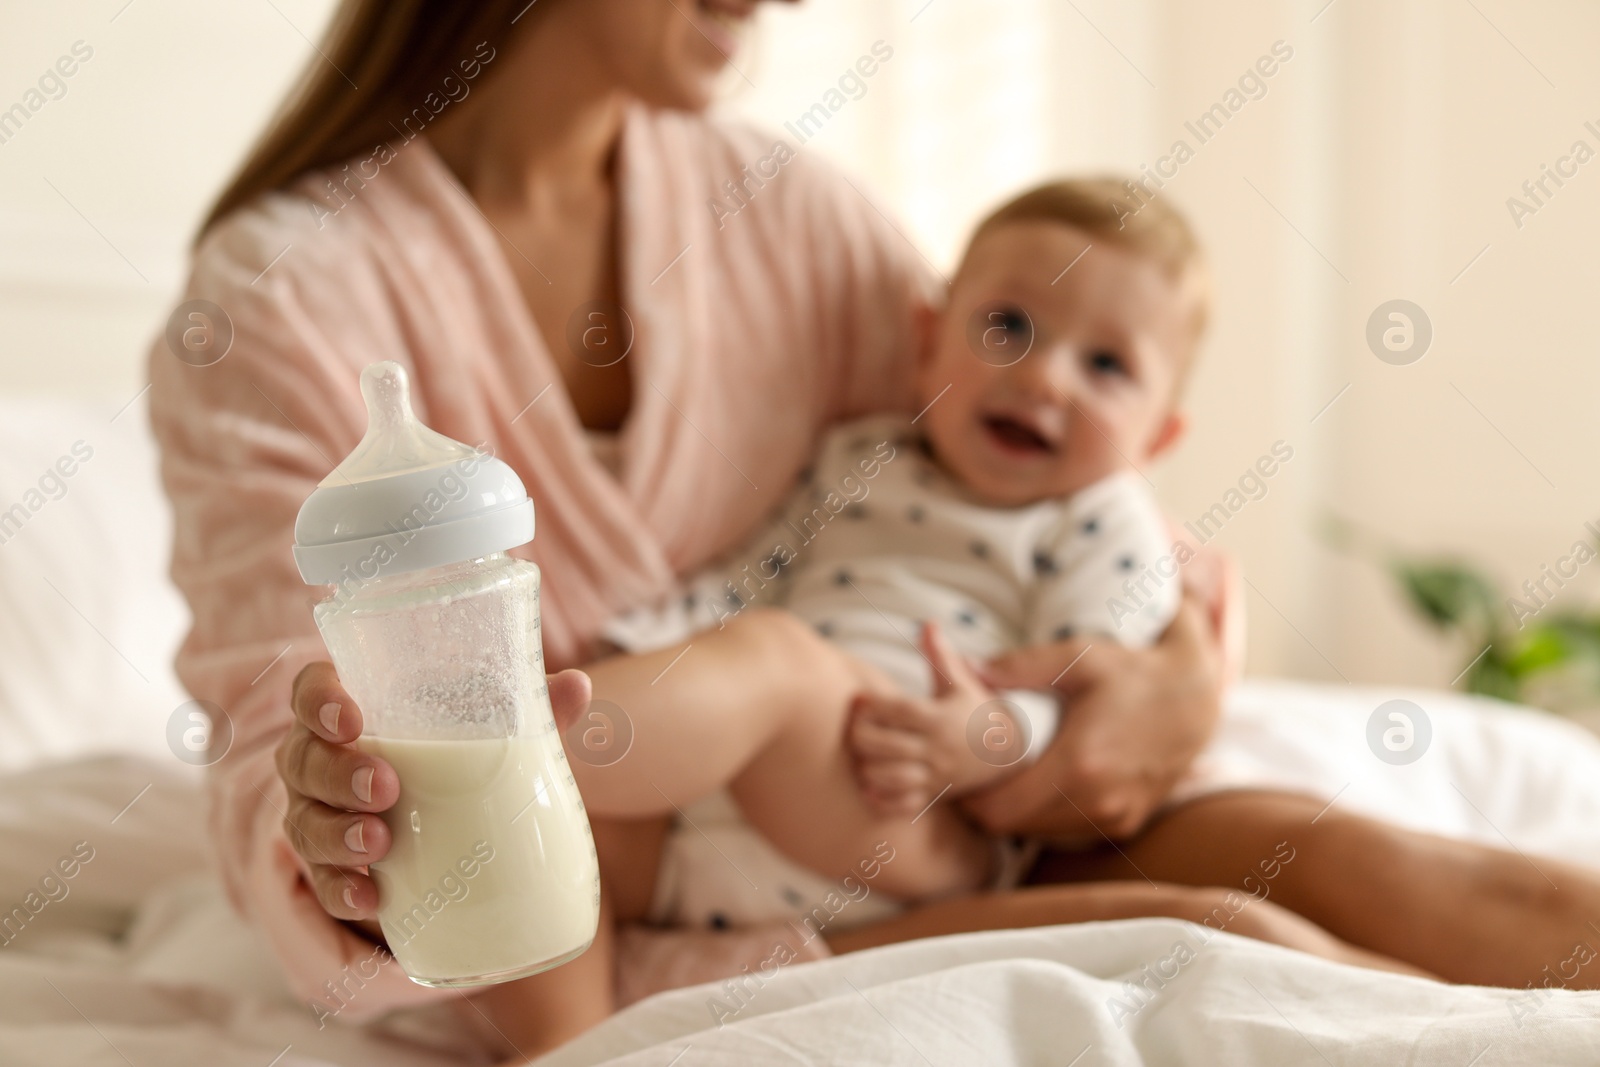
[275,723,399,813]
[1182,549,1245,686]
[282,662,397,814]
[284,791,392,868]
[291,661,363,743]
[305,860,381,920]
[280,660,397,923]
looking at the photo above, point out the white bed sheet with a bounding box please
[2,679,1599,1065]
[536,922,1600,1066]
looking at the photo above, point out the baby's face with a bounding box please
[917,221,1195,507]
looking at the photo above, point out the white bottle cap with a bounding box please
[292,361,534,586]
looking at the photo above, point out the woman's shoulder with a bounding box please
[191,188,326,292]
[189,194,382,334]
[165,151,452,417]
[191,142,445,302]
[184,150,472,383]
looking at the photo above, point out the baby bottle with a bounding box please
[292,360,599,987]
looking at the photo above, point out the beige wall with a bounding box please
[0,0,335,393]
[4,0,1597,692]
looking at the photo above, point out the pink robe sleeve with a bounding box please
[784,145,943,425]
[148,197,455,1021]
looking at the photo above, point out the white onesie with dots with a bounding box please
[604,414,1181,934]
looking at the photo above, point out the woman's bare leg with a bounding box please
[1031,790,1600,988]
[825,881,1426,977]
[574,609,992,902]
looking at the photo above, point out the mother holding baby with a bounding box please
[150,0,1600,1059]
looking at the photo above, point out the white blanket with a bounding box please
[537,923,1600,1066]
[2,680,1600,1065]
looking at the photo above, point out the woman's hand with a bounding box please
[275,662,593,928]
[958,586,1226,843]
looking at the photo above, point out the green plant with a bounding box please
[1322,515,1600,712]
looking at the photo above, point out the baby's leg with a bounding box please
[1034,789,1600,989]
[572,609,993,903]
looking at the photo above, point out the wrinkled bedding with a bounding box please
[2,679,1599,1065]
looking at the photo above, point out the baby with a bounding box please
[607,176,1209,931]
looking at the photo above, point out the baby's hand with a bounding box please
[847,621,1017,817]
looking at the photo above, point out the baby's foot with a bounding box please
[846,622,1022,816]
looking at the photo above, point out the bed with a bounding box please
[2,396,1597,1065]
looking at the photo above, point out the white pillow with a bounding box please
[0,394,193,773]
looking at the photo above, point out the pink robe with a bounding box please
[149,105,933,1021]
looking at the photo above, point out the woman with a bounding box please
[151,1,1591,1059]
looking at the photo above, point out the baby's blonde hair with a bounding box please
[970,177,1212,341]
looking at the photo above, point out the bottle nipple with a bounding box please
[320,361,480,486]
[293,359,535,585]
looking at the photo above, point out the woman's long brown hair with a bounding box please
[198,0,532,240]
